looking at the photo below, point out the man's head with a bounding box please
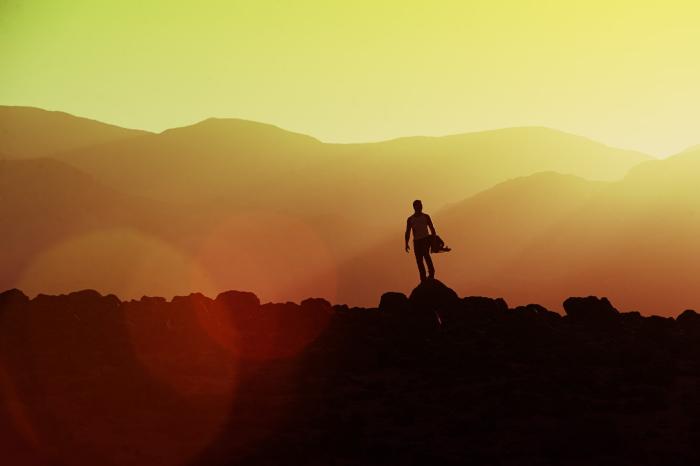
[413,199,423,213]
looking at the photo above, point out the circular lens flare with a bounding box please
[17,228,212,300]
[195,210,338,304]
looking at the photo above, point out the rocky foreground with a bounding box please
[2,280,700,466]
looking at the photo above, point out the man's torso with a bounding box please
[408,213,430,240]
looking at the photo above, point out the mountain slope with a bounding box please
[58,123,649,204]
[0,106,151,159]
[0,158,338,303]
[334,172,607,306]
[328,126,647,201]
[53,119,650,260]
[56,117,324,203]
[0,158,172,296]
[495,146,700,314]
[1,108,663,307]
[336,147,700,315]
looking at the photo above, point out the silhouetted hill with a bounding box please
[3,282,700,466]
[0,106,150,159]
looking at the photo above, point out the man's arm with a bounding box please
[427,215,436,236]
[405,218,411,252]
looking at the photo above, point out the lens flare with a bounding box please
[17,228,212,300]
[0,363,42,460]
[194,210,338,304]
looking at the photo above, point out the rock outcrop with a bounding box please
[2,283,700,466]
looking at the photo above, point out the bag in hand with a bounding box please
[430,235,451,253]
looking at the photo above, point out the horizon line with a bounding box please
[0,103,671,158]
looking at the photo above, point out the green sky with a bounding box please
[1,0,699,155]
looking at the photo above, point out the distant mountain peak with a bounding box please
[159,117,321,144]
[0,105,151,134]
[0,105,151,159]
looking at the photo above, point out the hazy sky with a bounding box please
[1,0,699,156]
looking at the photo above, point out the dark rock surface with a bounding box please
[2,283,700,466]
[378,292,409,314]
[563,295,619,321]
[408,278,460,311]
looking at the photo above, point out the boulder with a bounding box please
[378,292,409,313]
[66,289,121,309]
[620,311,644,328]
[215,290,260,311]
[170,292,212,309]
[563,296,619,324]
[137,295,167,305]
[300,297,332,313]
[676,309,700,337]
[408,279,459,312]
[512,303,561,322]
[677,309,700,325]
[638,315,676,340]
[0,288,29,309]
[462,296,509,315]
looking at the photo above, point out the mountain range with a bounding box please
[3,105,700,314]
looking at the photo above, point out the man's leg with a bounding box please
[425,250,435,279]
[414,240,427,281]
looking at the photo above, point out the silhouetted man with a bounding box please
[405,200,436,282]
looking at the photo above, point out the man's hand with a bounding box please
[405,243,410,253]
